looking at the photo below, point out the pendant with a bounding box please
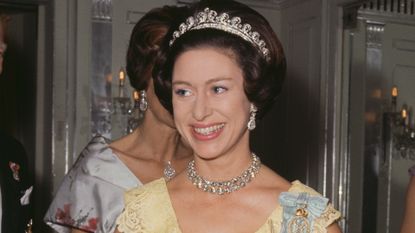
[287,207,310,233]
[164,161,176,180]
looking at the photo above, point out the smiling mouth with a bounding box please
[193,123,225,136]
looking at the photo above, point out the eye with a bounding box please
[174,88,192,97]
[212,86,227,94]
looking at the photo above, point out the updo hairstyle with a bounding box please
[154,0,286,119]
[126,5,189,91]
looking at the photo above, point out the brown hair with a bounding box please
[154,0,286,119]
[0,13,10,37]
[0,13,11,30]
[126,5,189,91]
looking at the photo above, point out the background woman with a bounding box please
[115,0,342,232]
[44,5,192,233]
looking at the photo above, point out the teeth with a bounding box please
[194,124,225,135]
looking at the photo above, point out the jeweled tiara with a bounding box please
[169,7,271,61]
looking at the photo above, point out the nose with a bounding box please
[192,93,212,121]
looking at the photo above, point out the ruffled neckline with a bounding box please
[118,177,341,233]
[156,178,304,233]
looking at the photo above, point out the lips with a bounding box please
[192,123,225,140]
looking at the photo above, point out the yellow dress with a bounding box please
[116,178,340,233]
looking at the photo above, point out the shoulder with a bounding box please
[69,135,140,188]
[70,135,112,170]
[44,136,138,233]
[49,135,140,197]
[257,166,291,190]
[278,181,341,231]
[409,165,415,176]
[289,180,322,195]
[56,136,112,184]
[406,176,415,199]
[77,135,113,163]
[109,129,139,153]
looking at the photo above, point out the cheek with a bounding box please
[233,106,250,125]
[217,93,250,118]
[173,108,189,141]
[172,99,187,127]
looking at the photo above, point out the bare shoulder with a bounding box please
[327,222,343,233]
[109,130,139,152]
[406,176,415,206]
[109,130,146,163]
[241,165,292,214]
[408,176,415,193]
[257,165,291,192]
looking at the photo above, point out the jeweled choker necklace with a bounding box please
[186,153,261,195]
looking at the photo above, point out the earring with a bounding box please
[247,104,257,131]
[139,90,148,112]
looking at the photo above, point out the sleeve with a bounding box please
[115,179,177,233]
[293,183,341,227]
[115,185,153,233]
[314,203,342,228]
[44,160,125,233]
[284,181,342,232]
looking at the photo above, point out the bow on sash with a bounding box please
[279,192,328,233]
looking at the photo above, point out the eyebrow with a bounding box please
[172,77,233,86]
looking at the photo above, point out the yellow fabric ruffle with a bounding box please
[116,178,341,233]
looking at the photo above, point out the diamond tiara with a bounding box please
[169,8,271,61]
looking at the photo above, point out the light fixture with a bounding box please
[384,85,415,159]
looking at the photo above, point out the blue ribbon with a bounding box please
[279,192,328,233]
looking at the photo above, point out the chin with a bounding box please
[192,146,226,161]
[186,136,233,161]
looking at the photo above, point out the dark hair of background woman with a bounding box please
[126,5,189,91]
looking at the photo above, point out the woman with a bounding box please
[115,0,342,232]
[44,5,192,233]
[400,165,415,233]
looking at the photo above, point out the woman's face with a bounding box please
[172,47,251,159]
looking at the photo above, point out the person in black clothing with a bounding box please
[0,13,32,233]
[0,131,32,233]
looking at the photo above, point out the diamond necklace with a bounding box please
[186,153,261,195]
[164,161,176,180]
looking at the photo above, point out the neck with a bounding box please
[131,109,188,162]
[192,132,253,181]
